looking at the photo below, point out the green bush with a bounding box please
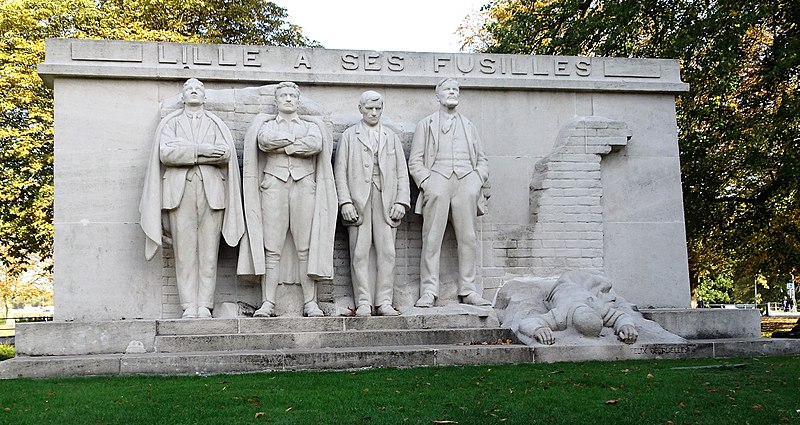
[0,344,14,361]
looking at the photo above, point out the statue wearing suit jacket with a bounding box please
[408,78,491,308]
[140,78,244,319]
[334,91,410,317]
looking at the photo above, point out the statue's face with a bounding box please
[182,80,205,106]
[358,99,383,127]
[436,80,460,108]
[276,87,299,114]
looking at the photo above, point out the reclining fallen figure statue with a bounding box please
[518,270,639,345]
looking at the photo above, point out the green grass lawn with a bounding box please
[0,356,798,424]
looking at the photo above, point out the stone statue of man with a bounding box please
[140,78,244,319]
[334,91,410,316]
[238,82,337,317]
[408,78,491,308]
[518,271,639,345]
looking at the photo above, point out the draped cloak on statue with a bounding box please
[236,114,337,282]
[139,108,245,261]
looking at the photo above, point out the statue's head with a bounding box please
[435,77,460,109]
[358,90,383,127]
[275,81,300,114]
[181,78,205,107]
[571,304,603,337]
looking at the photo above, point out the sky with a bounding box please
[276,0,487,53]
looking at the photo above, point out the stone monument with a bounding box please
[3,39,777,380]
[37,40,696,321]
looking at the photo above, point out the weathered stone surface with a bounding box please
[154,328,515,353]
[15,320,156,356]
[156,319,240,336]
[2,344,536,378]
[641,308,761,339]
[6,339,800,378]
[0,355,122,378]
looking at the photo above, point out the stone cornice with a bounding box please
[39,38,689,93]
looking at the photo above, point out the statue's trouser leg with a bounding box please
[347,202,373,308]
[261,175,289,305]
[371,188,397,307]
[298,261,316,304]
[169,176,214,311]
[290,176,316,306]
[449,172,481,297]
[419,173,454,298]
[261,269,279,306]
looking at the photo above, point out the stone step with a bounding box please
[0,344,535,378]
[5,338,800,379]
[155,327,516,353]
[155,313,501,336]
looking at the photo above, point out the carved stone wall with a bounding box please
[156,86,432,317]
[479,117,631,293]
[44,39,691,320]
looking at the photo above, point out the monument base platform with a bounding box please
[640,308,761,339]
[2,309,794,378]
[4,337,800,378]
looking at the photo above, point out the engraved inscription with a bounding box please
[630,344,693,356]
[436,54,592,77]
[59,41,685,86]
[158,44,262,67]
[341,52,405,72]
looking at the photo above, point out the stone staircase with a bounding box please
[0,312,535,378]
[6,309,800,379]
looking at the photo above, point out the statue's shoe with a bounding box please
[461,292,492,306]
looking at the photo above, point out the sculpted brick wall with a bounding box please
[480,117,631,295]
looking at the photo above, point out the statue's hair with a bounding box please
[359,90,383,106]
[435,77,459,92]
[275,81,300,97]
[183,78,204,89]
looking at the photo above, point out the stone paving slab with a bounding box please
[1,345,535,378]
[155,328,517,353]
[156,314,502,337]
[5,338,800,378]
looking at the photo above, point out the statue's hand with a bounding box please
[617,325,638,344]
[198,144,226,158]
[533,327,555,345]
[389,203,406,221]
[341,203,359,223]
[270,130,294,145]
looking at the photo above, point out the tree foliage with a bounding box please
[473,0,800,302]
[0,247,52,317]
[0,0,317,274]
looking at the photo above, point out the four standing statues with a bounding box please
[141,78,502,319]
